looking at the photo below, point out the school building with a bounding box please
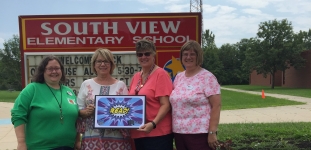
[249,50,311,88]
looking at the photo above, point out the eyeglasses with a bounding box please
[182,53,196,57]
[95,60,111,65]
[136,52,152,57]
[46,67,61,72]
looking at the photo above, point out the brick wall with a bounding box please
[250,50,311,88]
[283,50,311,88]
[250,70,282,86]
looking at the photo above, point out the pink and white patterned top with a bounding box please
[169,69,220,134]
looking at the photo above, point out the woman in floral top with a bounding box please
[75,48,132,150]
[169,40,221,150]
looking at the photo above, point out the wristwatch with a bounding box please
[151,121,156,129]
[208,131,217,135]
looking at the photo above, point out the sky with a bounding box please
[0,0,310,49]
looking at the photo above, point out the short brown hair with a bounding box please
[32,55,66,84]
[91,48,116,75]
[180,40,203,66]
[135,39,156,54]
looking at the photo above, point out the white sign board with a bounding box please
[25,52,140,94]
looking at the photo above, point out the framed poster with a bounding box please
[94,95,146,129]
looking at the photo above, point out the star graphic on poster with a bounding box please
[165,56,184,77]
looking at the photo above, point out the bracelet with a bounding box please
[208,131,217,134]
[151,121,156,129]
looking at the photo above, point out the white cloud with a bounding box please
[137,0,183,5]
[216,5,236,15]
[229,0,271,8]
[202,4,219,13]
[286,16,311,33]
[165,4,188,12]
[202,4,277,47]
[275,0,311,14]
[242,8,262,15]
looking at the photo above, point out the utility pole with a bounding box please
[190,0,203,43]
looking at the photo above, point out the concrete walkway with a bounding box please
[0,88,311,149]
[0,102,16,150]
[220,87,311,124]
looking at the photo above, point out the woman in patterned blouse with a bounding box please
[169,40,222,150]
[75,48,132,150]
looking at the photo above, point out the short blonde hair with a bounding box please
[180,40,203,66]
[91,48,116,75]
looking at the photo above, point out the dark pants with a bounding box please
[134,133,174,150]
[174,133,212,150]
[51,146,74,150]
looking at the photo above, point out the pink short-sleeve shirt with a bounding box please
[129,68,173,138]
[169,69,220,134]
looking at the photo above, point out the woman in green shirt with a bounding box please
[11,55,79,150]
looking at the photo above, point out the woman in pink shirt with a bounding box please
[129,39,173,150]
[169,40,222,150]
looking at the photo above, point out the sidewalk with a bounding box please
[0,102,16,150]
[220,87,311,124]
[1,88,311,149]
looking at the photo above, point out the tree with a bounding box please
[297,29,311,50]
[202,29,216,48]
[203,46,224,84]
[218,43,248,85]
[201,29,224,84]
[0,35,22,90]
[234,38,252,84]
[243,19,307,89]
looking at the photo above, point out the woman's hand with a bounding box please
[137,122,154,133]
[207,134,219,150]
[74,141,81,150]
[85,104,95,115]
[17,142,27,150]
[80,104,95,118]
[74,133,82,150]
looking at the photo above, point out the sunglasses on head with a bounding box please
[136,52,151,57]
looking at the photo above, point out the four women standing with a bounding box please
[12,40,221,150]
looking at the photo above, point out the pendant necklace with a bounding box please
[46,83,63,124]
[135,64,156,95]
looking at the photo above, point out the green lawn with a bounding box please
[218,122,311,149]
[222,85,311,98]
[221,89,305,110]
[0,89,305,111]
[0,90,20,102]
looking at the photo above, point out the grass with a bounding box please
[222,85,311,98]
[0,90,20,102]
[221,89,304,110]
[1,88,310,149]
[0,89,305,111]
[218,122,311,149]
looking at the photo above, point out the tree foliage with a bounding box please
[218,43,248,85]
[235,38,252,83]
[202,30,249,85]
[202,29,216,48]
[0,35,22,90]
[243,19,307,88]
[201,29,224,84]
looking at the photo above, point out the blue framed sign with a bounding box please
[94,95,146,129]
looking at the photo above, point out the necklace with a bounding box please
[135,64,156,95]
[46,83,63,124]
